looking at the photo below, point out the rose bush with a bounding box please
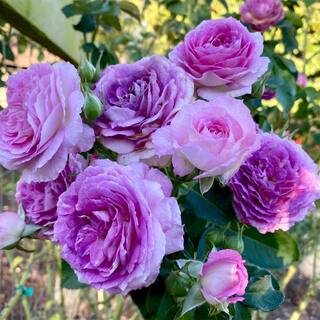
[1,0,320,317]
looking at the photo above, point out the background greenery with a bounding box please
[0,0,320,319]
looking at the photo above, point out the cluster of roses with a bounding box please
[0,0,319,311]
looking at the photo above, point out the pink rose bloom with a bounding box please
[0,63,94,182]
[297,73,308,87]
[152,95,260,180]
[54,160,184,294]
[169,17,269,99]
[200,249,248,305]
[16,154,87,238]
[0,212,25,249]
[240,0,284,32]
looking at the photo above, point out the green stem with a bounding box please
[0,253,36,320]
[113,296,124,320]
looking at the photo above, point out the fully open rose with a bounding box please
[152,95,260,180]
[0,63,94,182]
[229,133,320,233]
[169,17,269,99]
[94,55,194,164]
[54,160,184,294]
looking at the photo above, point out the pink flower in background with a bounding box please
[16,155,87,238]
[0,212,25,249]
[200,249,248,305]
[0,63,94,182]
[229,133,320,233]
[54,160,184,294]
[262,88,276,100]
[152,95,260,180]
[297,73,308,87]
[94,55,194,164]
[240,0,284,32]
[169,17,269,99]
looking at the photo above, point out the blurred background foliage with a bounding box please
[1,0,320,319]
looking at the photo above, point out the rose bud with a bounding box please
[200,249,248,306]
[0,211,25,249]
[84,91,104,121]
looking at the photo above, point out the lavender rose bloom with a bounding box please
[16,155,87,238]
[152,96,260,180]
[240,0,284,32]
[0,63,94,182]
[94,55,194,164]
[169,17,269,99]
[200,249,248,306]
[229,133,320,233]
[54,160,184,294]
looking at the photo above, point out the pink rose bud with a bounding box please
[200,249,248,305]
[297,73,308,87]
[0,211,25,249]
[240,0,284,32]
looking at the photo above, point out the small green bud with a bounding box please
[84,92,103,121]
[79,59,96,83]
[165,271,193,297]
[206,227,225,248]
[224,234,244,253]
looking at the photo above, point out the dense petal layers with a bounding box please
[0,63,94,182]
[16,155,87,238]
[94,55,194,163]
[169,17,269,98]
[240,0,284,32]
[54,160,184,295]
[152,96,260,180]
[229,133,320,233]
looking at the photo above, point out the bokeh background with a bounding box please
[0,0,320,319]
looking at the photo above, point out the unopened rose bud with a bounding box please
[0,211,25,249]
[79,59,96,83]
[200,249,248,306]
[84,92,103,121]
[224,234,244,253]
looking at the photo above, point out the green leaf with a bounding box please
[244,267,284,311]
[231,303,252,320]
[180,284,206,318]
[199,177,214,194]
[305,0,318,6]
[185,190,230,225]
[280,21,298,53]
[61,260,88,289]
[74,14,96,33]
[120,1,140,21]
[101,13,121,31]
[241,228,300,269]
[21,224,42,237]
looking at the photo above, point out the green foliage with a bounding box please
[61,259,88,289]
